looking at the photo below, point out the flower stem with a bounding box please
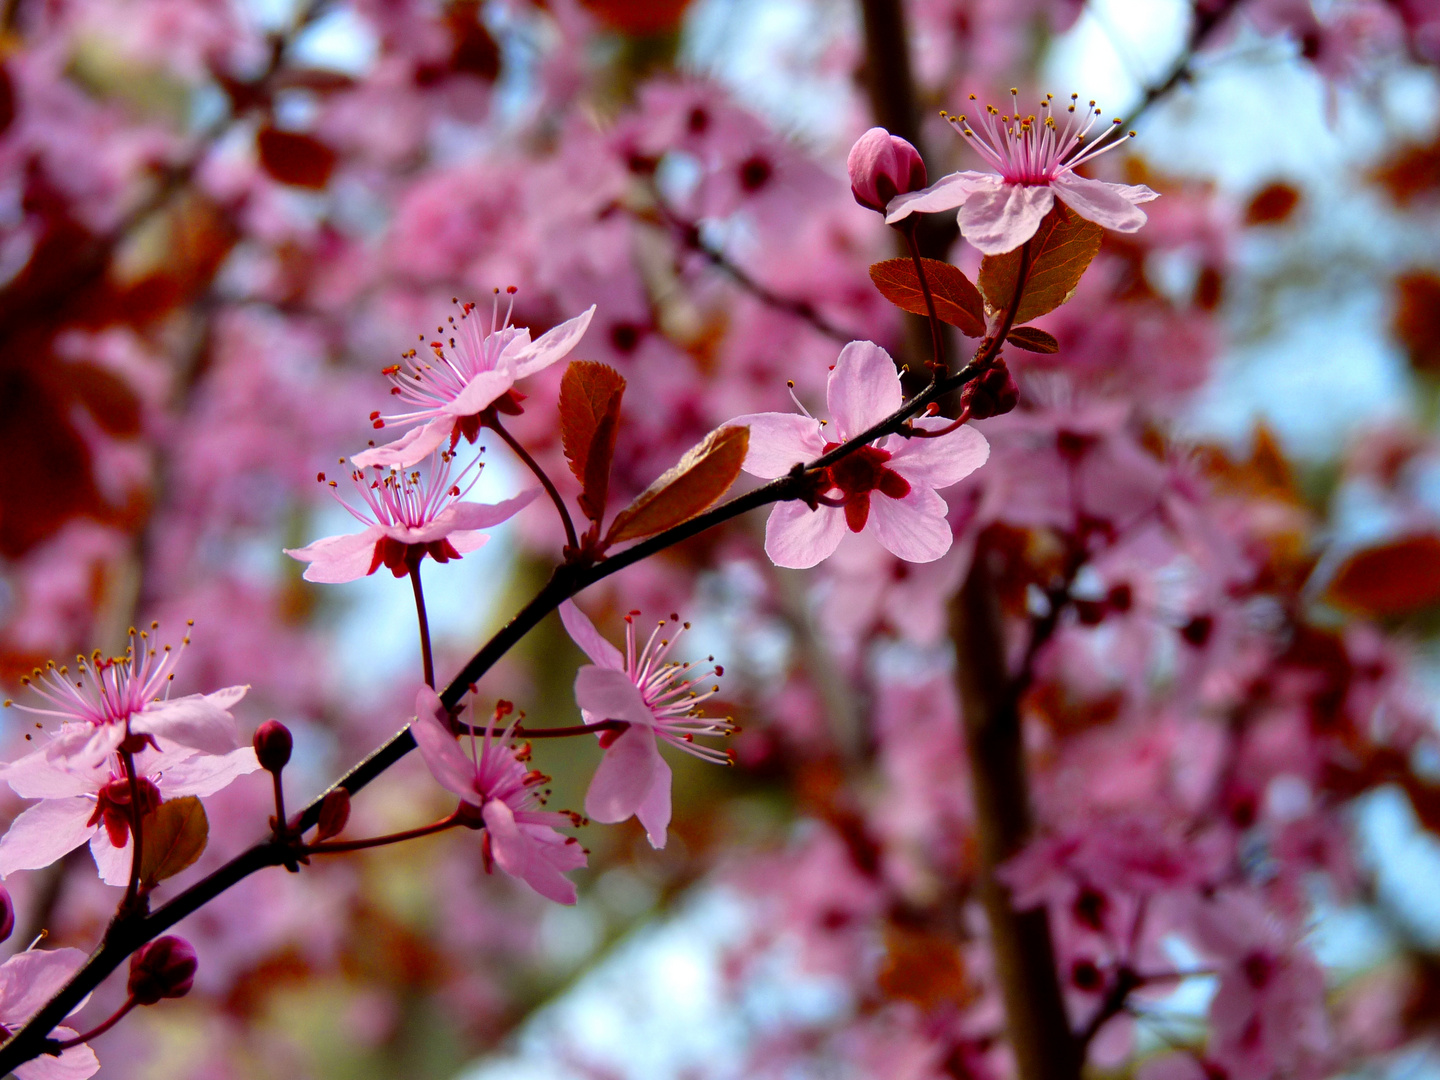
[486,412,580,553]
[270,771,288,838]
[301,813,461,855]
[900,220,945,372]
[409,563,435,690]
[50,996,137,1050]
[456,718,627,740]
[120,751,144,916]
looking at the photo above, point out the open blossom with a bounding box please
[3,624,246,769]
[731,340,989,569]
[0,947,99,1080]
[886,91,1158,254]
[352,296,596,469]
[411,688,586,905]
[284,451,537,583]
[0,743,259,884]
[559,601,733,849]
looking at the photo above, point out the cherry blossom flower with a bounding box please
[0,743,259,884]
[352,296,595,469]
[886,91,1158,254]
[558,601,733,849]
[3,624,247,769]
[0,947,100,1080]
[1191,889,1331,1079]
[284,451,537,583]
[411,688,586,905]
[730,340,989,569]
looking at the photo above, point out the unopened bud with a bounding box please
[0,885,13,945]
[315,789,350,841]
[128,936,198,1005]
[960,362,1020,419]
[847,127,927,213]
[253,720,293,774]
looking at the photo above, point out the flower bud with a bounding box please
[315,789,350,841]
[847,127,927,213]
[128,936,197,1005]
[253,720,293,774]
[960,362,1020,419]
[0,884,13,945]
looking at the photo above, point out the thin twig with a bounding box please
[487,412,580,553]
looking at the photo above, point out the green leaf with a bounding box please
[605,425,749,546]
[978,203,1103,325]
[1005,327,1060,353]
[138,796,208,888]
[868,257,986,337]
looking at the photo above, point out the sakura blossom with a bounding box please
[3,624,247,769]
[731,340,989,568]
[0,743,259,884]
[0,948,99,1080]
[411,688,586,905]
[284,451,537,582]
[886,91,1159,254]
[352,297,595,470]
[558,600,733,849]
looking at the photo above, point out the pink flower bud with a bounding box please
[847,127,927,213]
[253,720,293,774]
[128,936,198,1005]
[0,885,13,945]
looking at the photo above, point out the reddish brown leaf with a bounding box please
[1371,131,1440,207]
[868,257,986,337]
[559,361,627,523]
[315,789,350,842]
[256,127,338,189]
[1005,326,1059,353]
[579,0,693,34]
[1244,182,1302,225]
[1325,534,1440,618]
[138,797,208,888]
[977,203,1103,325]
[1394,271,1440,375]
[605,425,748,546]
[877,926,974,1011]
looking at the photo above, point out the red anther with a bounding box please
[714,665,724,676]
[506,285,517,294]
[368,411,380,421]
[381,364,401,376]
[317,472,326,483]
[128,936,198,1005]
[372,419,385,429]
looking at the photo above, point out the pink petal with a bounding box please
[14,1038,100,1080]
[2,750,102,800]
[447,367,518,418]
[42,725,122,770]
[133,692,243,756]
[634,752,672,850]
[0,948,88,1024]
[482,799,579,905]
[510,305,596,378]
[558,600,625,669]
[445,531,491,555]
[89,830,130,887]
[885,422,990,489]
[409,488,539,543]
[0,800,95,877]
[159,746,262,798]
[1051,173,1153,232]
[827,340,903,439]
[727,412,827,479]
[410,687,480,804]
[884,171,1001,223]
[284,527,385,584]
[351,421,451,470]
[867,487,954,563]
[764,501,846,569]
[584,725,662,825]
[574,667,655,725]
[958,181,1055,255]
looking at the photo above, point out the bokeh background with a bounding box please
[4,0,1440,1077]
